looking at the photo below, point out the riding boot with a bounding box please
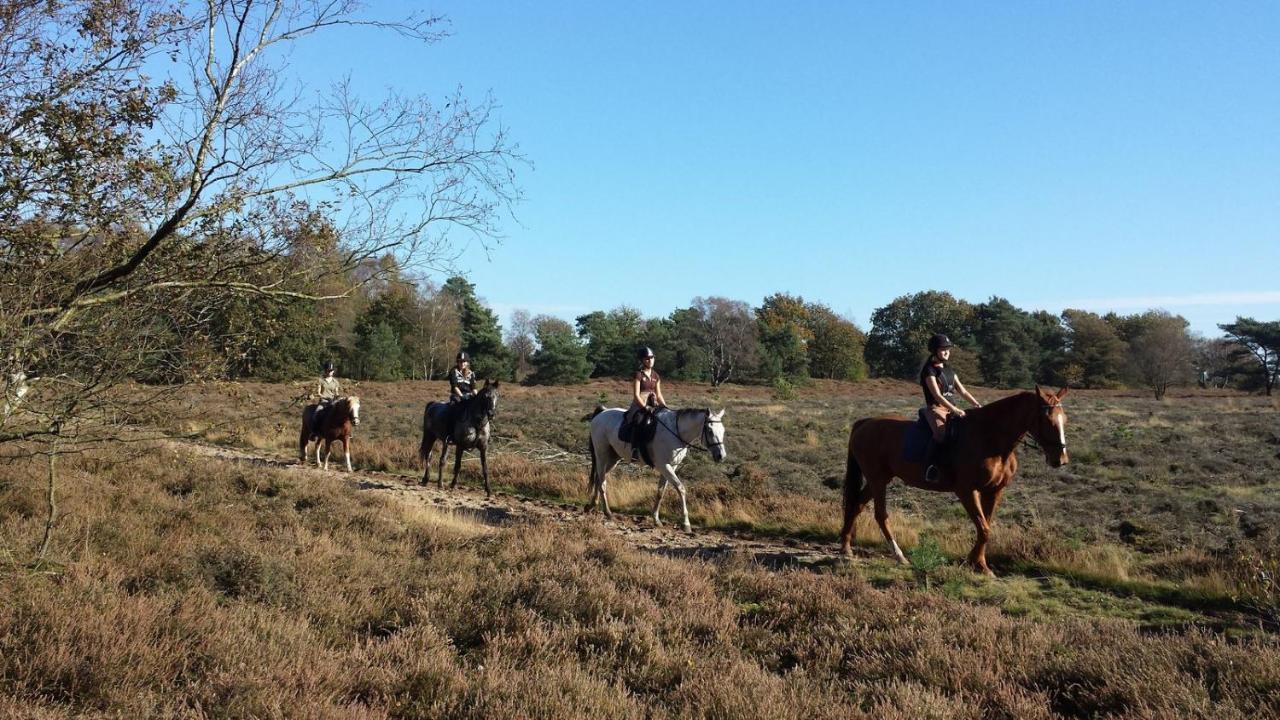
[923,439,950,487]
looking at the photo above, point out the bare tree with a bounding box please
[692,297,758,386]
[1128,312,1193,400]
[505,309,536,381]
[0,0,522,559]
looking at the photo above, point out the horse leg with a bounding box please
[315,439,323,468]
[839,481,876,556]
[873,482,908,565]
[450,445,463,489]
[981,487,1005,525]
[959,489,994,576]
[437,442,448,488]
[322,440,332,471]
[299,428,308,463]
[664,465,692,533]
[479,443,490,497]
[651,474,669,527]
[344,435,353,473]
[421,438,433,486]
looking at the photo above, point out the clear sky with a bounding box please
[288,1,1280,336]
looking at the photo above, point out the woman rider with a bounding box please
[920,333,982,484]
[449,351,476,402]
[622,346,668,461]
[312,360,343,429]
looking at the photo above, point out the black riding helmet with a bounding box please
[456,351,469,363]
[636,346,655,360]
[322,360,335,373]
[927,333,954,354]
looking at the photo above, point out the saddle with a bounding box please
[903,408,963,465]
[618,406,658,467]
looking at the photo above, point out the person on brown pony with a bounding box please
[311,360,343,432]
[620,346,668,464]
[920,333,982,485]
[449,351,476,402]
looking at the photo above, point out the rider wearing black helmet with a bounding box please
[312,360,343,428]
[449,351,476,402]
[620,346,668,463]
[920,333,982,484]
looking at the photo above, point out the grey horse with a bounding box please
[586,405,727,532]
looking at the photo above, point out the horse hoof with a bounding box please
[682,525,693,534]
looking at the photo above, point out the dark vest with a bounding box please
[919,362,956,406]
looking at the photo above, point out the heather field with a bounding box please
[2,379,1279,717]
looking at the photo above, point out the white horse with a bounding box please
[586,406,727,532]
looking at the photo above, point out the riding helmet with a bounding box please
[322,360,335,372]
[927,334,954,353]
[636,346,655,359]
[456,351,469,362]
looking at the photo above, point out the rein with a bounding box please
[654,410,722,454]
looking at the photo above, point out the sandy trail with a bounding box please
[167,438,847,569]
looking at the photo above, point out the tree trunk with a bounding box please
[37,437,57,561]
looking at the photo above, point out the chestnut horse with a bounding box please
[299,396,361,472]
[839,386,1069,575]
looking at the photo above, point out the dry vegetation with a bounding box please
[2,379,1279,716]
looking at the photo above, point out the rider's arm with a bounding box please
[926,375,964,415]
[449,373,462,400]
[954,377,981,407]
[654,379,667,407]
[632,375,644,406]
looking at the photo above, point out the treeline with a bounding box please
[160,245,1276,396]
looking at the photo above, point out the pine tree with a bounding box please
[441,276,511,379]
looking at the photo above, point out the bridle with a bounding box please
[1022,401,1066,453]
[655,409,723,454]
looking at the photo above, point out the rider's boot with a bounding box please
[923,440,951,488]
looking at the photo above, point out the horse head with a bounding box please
[477,379,499,420]
[1030,386,1068,467]
[702,408,727,463]
[344,395,361,426]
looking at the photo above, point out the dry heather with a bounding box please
[2,445,1279,718]
[138,378,1280,624]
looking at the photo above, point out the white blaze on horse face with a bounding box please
[1054,410,1069,465]
[350,397,361,425]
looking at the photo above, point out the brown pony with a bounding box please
[839,386,1069,575]
[299,396,361,472]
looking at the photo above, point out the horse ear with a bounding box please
[1056,386,1069,400]
[492,379,500,388]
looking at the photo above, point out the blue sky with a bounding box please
[288,2,1279,336]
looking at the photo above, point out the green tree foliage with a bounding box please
[1218,317,1280,396]
[1028,311,1069,385]
[1061,310,1129,388]
[972,298,1038,388]
[662,308,712,382]
[806,304,867,381]
[866,291,976,379]
[528,317,592,385]
[575,307,646,378]
[441,276,510,380]
[756,294,812,381]
[355,321,403,381]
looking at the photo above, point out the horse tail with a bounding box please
[419,405,430,461]
[582,404,605,422]
[587,435,597,490]
[842,424,868,517]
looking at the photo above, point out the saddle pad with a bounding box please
[902,410,932,464]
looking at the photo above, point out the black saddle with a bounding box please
[904,408,964,464]
[619,406,658,467]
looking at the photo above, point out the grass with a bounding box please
[1,443,1278,717]
[129,378,1280,629]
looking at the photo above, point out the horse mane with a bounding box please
[963,390,1036,418]
[675,407,708,422]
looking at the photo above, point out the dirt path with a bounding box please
[167,438,845,569]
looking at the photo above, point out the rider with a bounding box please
[312,360,343,429]
[920,333,982,484]
[622,346,667,462]
[449,351,476,402]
